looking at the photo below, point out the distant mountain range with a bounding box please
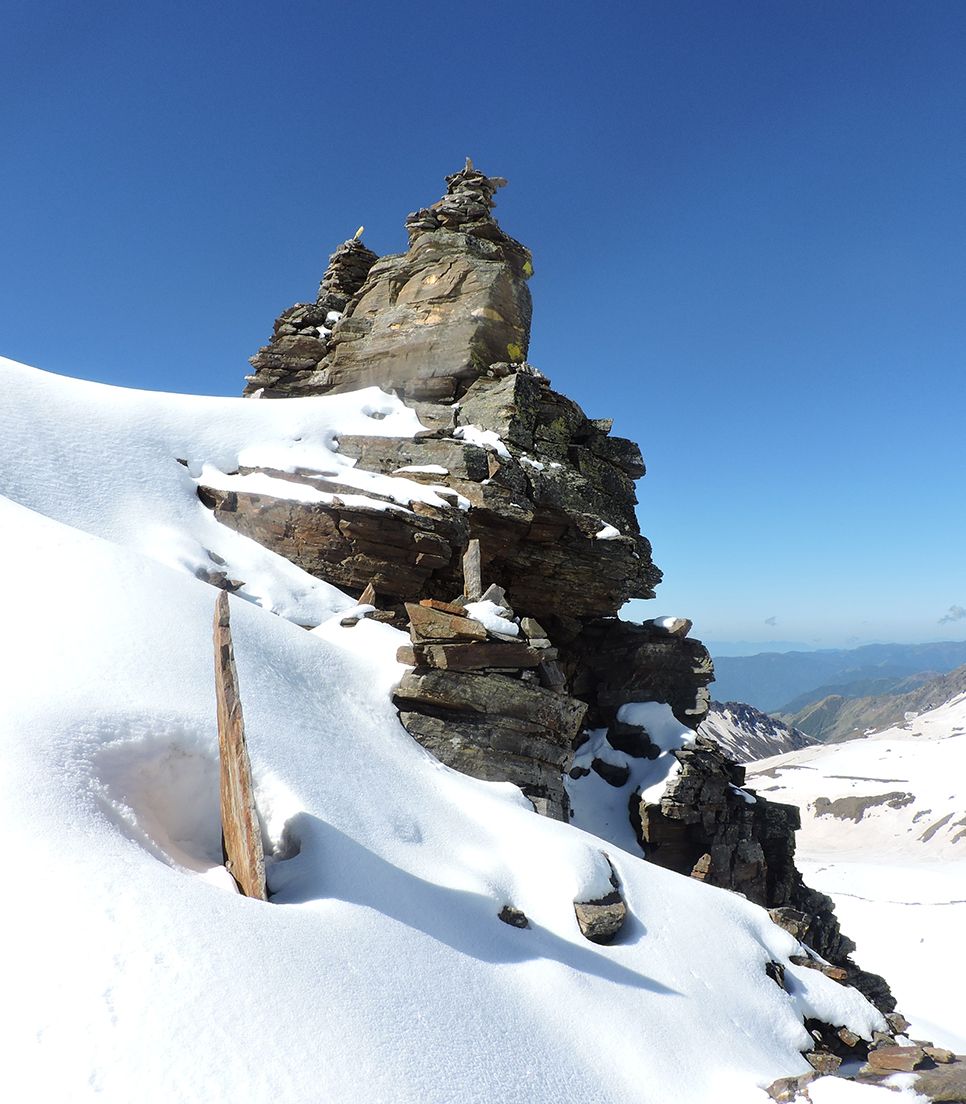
[711,640,966,713]
[778,663,966,743]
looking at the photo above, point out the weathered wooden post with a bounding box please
[213,591,268,901]
[462,538,482,601]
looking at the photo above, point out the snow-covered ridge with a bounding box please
[700,699,814,764]
[0,358,890,1102]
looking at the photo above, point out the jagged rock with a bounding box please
[573,859,627,944]
[804,1051,842,1074]
[765,1072,817,1102]
[628,733,895,1011]
[569,618,714,730]
[789,954,848,982]
[245,237,378,397]
[591,757,631,787]
[498,905,529,929]
[924,1046,956,1064]
[406,602,487,643]
[865,1044,927,1072]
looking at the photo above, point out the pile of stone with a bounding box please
[244,236,378,398]
[404,158,509,243]
[393,577,586,820]
[766,1016,962,1102]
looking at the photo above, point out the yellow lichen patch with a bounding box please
[507,342,524,362]
[523,260,534,278]
[471,307,506,322]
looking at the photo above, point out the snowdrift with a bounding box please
[0,358,885,1103]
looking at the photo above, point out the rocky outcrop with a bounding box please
[246,161,533,403]
[393,592,586,819]
[245,236,378,398]
[216,163,895,1015]
[627,731,893,1009]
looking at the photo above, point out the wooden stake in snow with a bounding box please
[213,591,267,901]
[462,539,482,602]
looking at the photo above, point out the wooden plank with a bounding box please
[462,538,482,601]
[213,592,268,901]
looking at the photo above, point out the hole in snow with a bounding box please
[90,729,298,882]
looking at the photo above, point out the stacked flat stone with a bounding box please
[393,592,586,820]
[244,237,377,398]
[404,159,509,244]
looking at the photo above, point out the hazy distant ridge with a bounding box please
[711,641,966,713]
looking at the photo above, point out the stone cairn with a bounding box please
[393,543,586,819]
[211,164,901,1024]
[245,235,378,398]
[405,157,510,242]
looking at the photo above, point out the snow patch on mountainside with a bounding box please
[748,694,966,1050]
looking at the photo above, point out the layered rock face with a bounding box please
[245,237,378,398]
[212,164,892,1011]
[245,161,532,403]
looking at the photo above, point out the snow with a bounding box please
[595,523,621,539]
[748,693,966,1050]
[463,599,520,636]
[394,463,450,475]
[0,356,895,1102]
[804,1076,929,1102]
[567,703,697,851]
[453,423,511,458]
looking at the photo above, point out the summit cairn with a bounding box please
[246,159,533,403]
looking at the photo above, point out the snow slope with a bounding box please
[0,357,888,1102]
[748,696,966,1050]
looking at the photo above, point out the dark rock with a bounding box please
[591,757,631,787]
[498,905,529,929]
[573,857,627,944]
[765,961,787,990]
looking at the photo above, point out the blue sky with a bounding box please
[3,1,964,649]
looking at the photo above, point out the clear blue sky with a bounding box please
[3,0,964,649]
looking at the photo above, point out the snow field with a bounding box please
[0,358,892,1101]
